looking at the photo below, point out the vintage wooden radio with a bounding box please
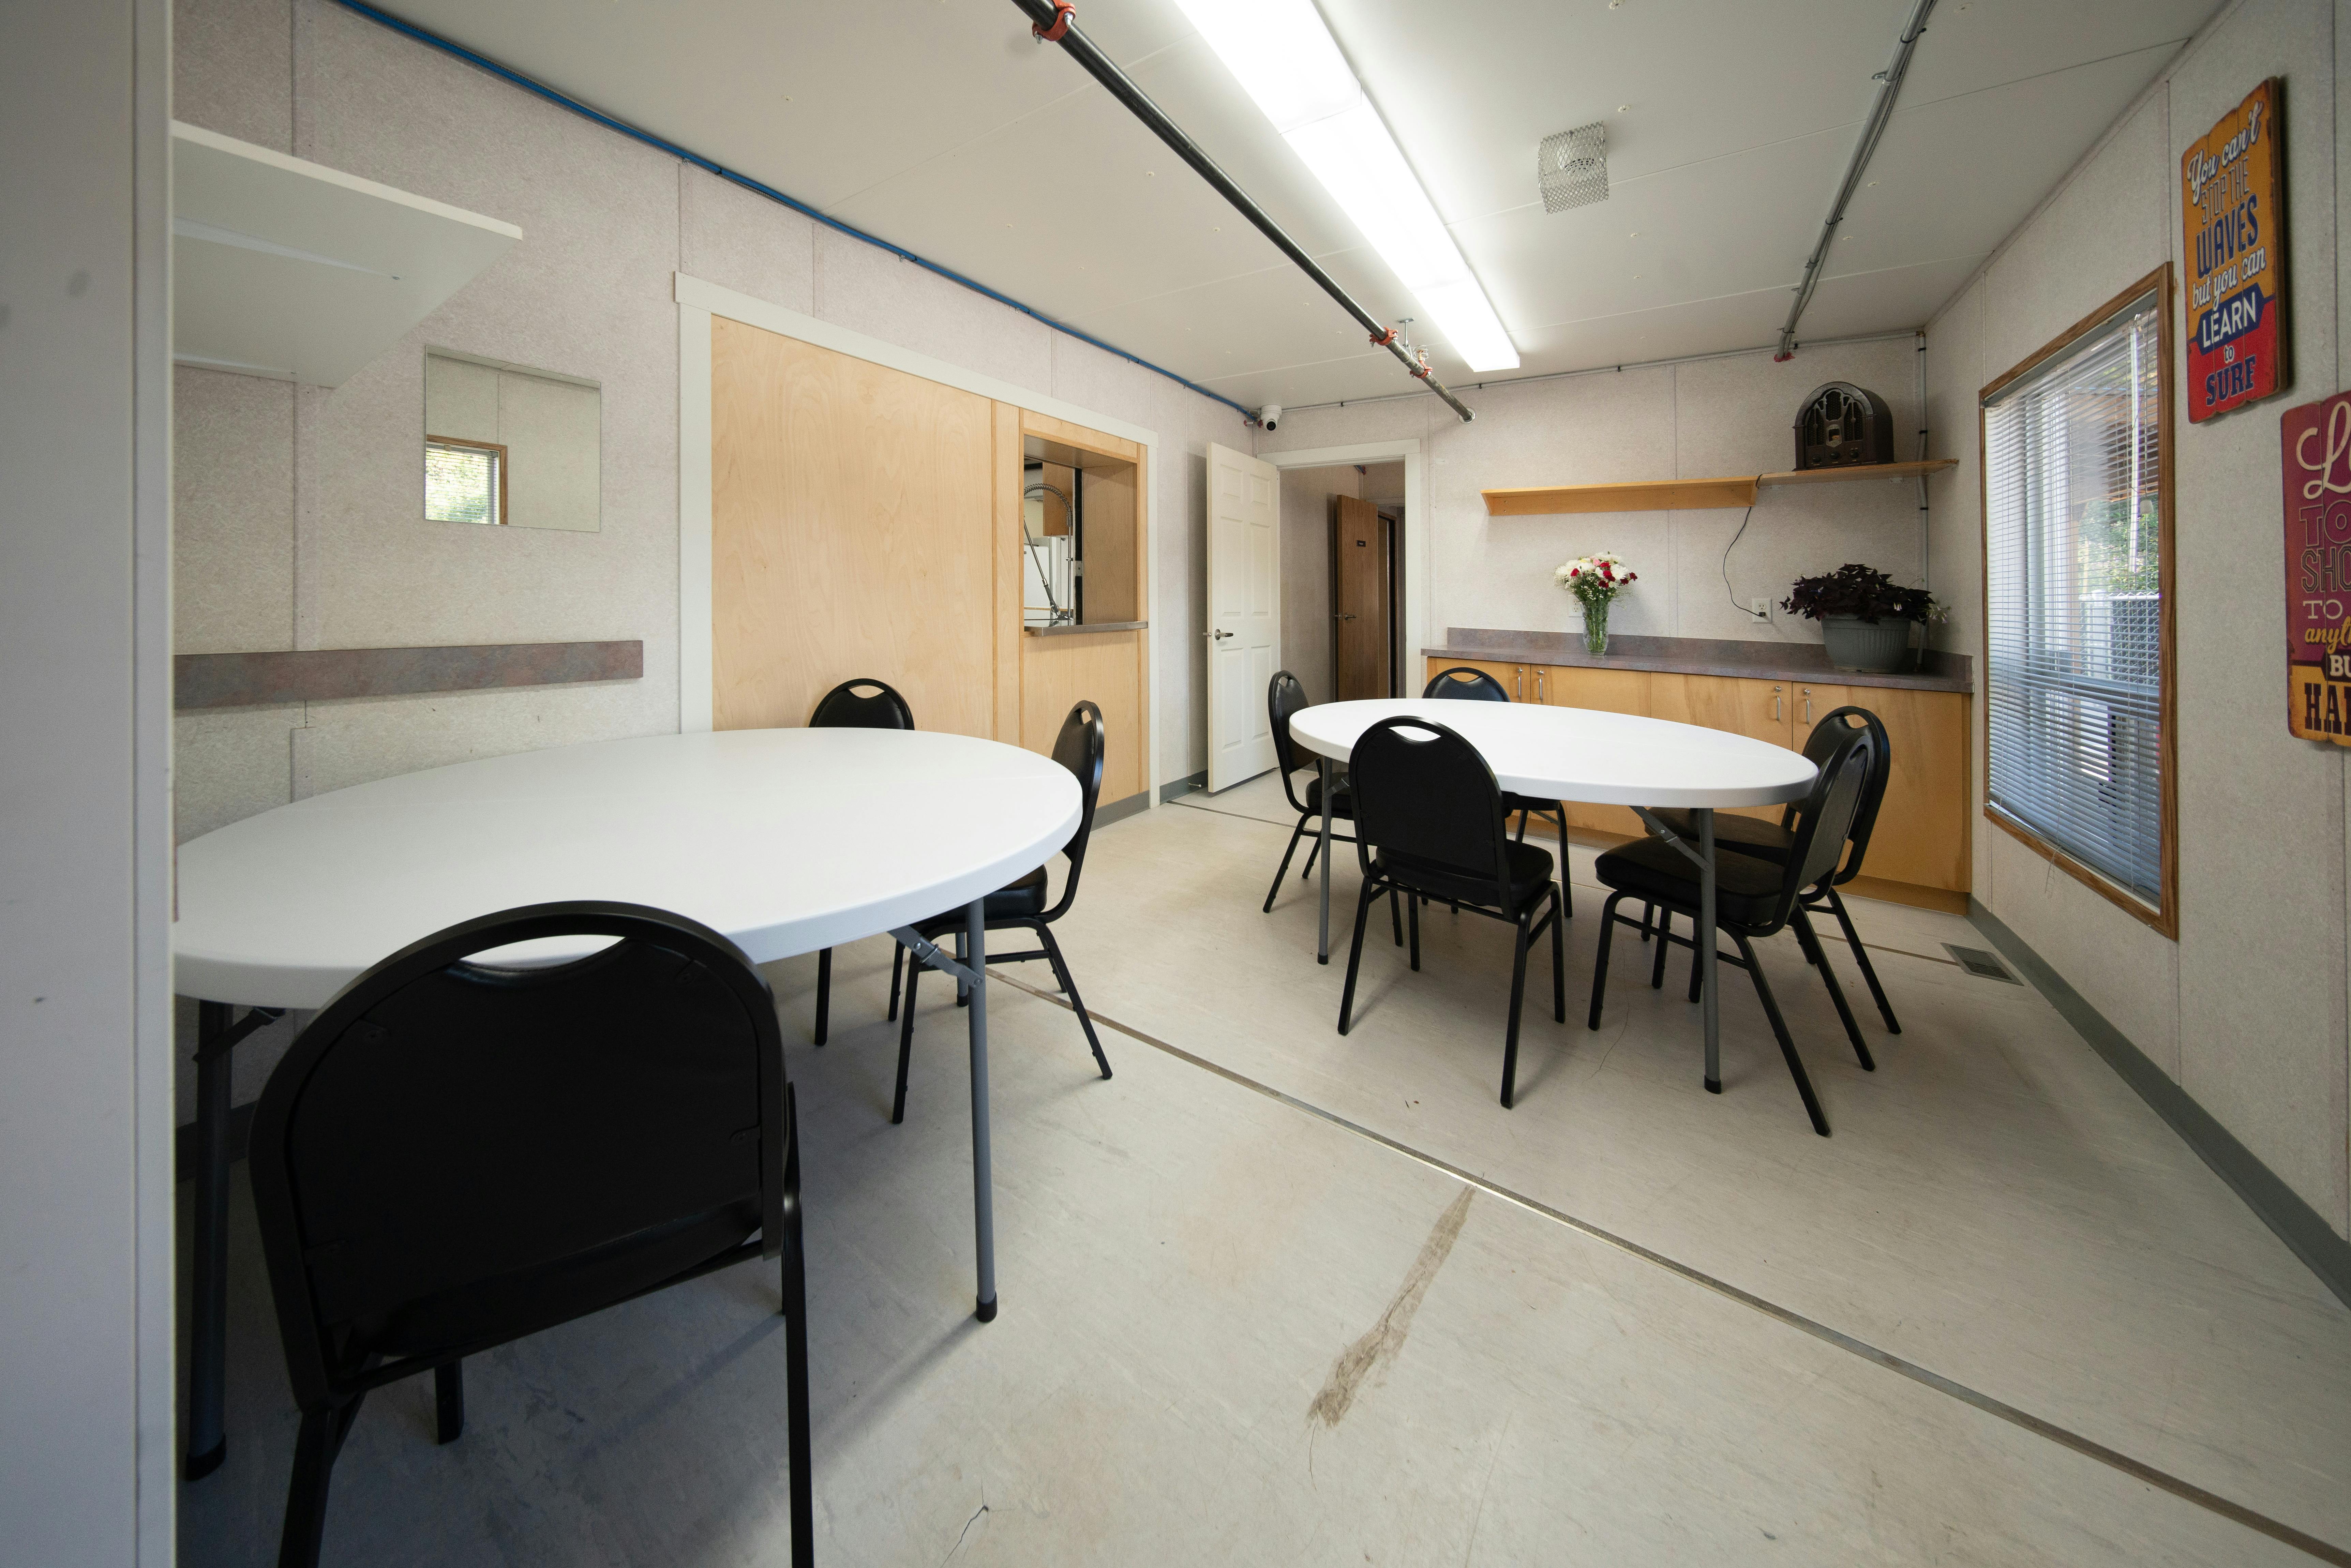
[1794,382,1894,469]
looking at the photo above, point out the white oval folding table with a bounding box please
[1283,697,1817,1092]
[171,727,1080,1480]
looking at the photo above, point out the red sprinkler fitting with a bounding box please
[1033,1,1074,41]
[1369,327,1398,348]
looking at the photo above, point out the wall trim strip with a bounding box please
[174,641,643,708]
[1968,898,2351,1311]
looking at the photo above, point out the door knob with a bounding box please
[1334,613,1357,622]
[1211,629,1234,640]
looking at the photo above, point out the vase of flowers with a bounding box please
[1780,563,1945,673]
[1556,554,1638,655]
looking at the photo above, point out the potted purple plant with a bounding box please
[1781,564,1945,673]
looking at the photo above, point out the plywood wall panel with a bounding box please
[711,317,996,736]
[1024,630,1144,808]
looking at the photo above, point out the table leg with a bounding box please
[1317,756,1334,964]
[1697,809,1720,1093]
[186,1000,233,1480]
[964,898,998,1323]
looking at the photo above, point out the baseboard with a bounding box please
[1968,898,2351,1312]
[1844,875,1969,915]
[1095,789,1151,828]
[1157,770,1207,803]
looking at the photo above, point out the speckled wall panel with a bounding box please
[175,640,642,708]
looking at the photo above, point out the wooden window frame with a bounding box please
[1977,263,2178,939]
[424,434,508,526]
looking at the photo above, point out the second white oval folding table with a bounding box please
[1283,697,1817,1094]
[170,726,1080,1482]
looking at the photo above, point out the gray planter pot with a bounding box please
[1820,614,1918,673]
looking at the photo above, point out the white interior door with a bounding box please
[1206,441,1281,791]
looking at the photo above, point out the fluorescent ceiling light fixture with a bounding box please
[1173,0,1518,372]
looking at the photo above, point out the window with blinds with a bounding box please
[425,437,503,526]
[1982,283,2170,924]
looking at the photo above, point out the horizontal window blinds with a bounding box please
[1983,293,2164,905]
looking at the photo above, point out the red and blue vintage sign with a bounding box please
[2282,390,2351,744]
[2184,79,2287,423]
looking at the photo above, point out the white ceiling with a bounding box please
[383,0,2223,409]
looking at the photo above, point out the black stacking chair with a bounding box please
[889,700,1113,1123]
[808,677,916,1044]
[1261,672,1401,946]
[249,902,810,1568]
[1337,715,1566,1109]
[1587,728,1875,1135]
[1641,706,1899,1033]
[1422,666,1572,914]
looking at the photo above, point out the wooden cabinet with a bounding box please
[1425,655,1971,906]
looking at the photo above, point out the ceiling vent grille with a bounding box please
[1539,122,1608,212]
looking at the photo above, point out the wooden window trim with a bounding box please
[1976,263,2178,939]
[425,434,509,526]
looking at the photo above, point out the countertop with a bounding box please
[1423,629,1973,694]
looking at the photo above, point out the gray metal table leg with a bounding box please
[186,1000,232,1479]
[1318,755,1334,964]
[964,898,998,1322]
[1698,808,1721,1092]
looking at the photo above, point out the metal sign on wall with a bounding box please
[2282,390,2351,744]
[2183,78,2287,422]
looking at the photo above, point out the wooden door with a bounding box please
[1649,674,1795,821]
[1424,656,1526,701]
[1541,665,1653,836]
[711,318,996,736]
[1799,684,1970,892]
[1206,442,1280,791]
[1331,494,1390,699]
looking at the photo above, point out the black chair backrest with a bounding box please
[1804,706,1891,883]
[1423,665,1510,702]
[249,902,785,1410]
[1347,716,1515,908]
[809,677,914,730]
[1766,729,1874,930]
[1268,670,1313,814]
[1043,699,1107,920]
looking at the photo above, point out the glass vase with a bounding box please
[1582,598,1611,656]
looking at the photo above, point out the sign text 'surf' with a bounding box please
[2281,390,2351,744]
[2183,79,2288,422]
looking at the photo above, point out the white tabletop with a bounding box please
[1285,699,1816,809]
[173,728,1081,1009]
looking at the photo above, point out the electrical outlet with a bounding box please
[1748,597,1770,619]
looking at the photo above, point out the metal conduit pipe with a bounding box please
[1773,0,1938,361]
[1008,0,1477,423]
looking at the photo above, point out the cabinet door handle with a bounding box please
[1802,688,1812,723]
[1773,685,1783,722]
[1515,667,1524,700]
[1535,668,1545,703]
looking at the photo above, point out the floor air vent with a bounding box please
[1943,944,2020,984]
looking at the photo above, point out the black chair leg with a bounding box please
[1263,817,1308,912]
[1514,809,1528,844]
[892,956,920,1124]
[887,943,905,1021]
[1650,909,1672,989]
[1825,885,1901,1034]
[1794,908,1874,1071]
[1549,887,1566,1023]
[813,948,831,1045]
[1389,887,1404,947]
[1038,924,1112,1079]
[779,1089,815,1568]
[1588,892,1627,1030]
[1639,902,1653,941]
[1555,812,1573,918]
[1500,912,1532,1107]
[278,1394,364,1568]
[954,928,970,1007]
[433,1361,463,1445]
[1735,932,1830,1136]
[1301,833,1321,880]
[1407,889,1421,971]
[1335,877,1380,1035]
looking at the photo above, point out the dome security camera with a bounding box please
[1259,404,1283,432]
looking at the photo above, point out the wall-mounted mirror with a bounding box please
[424,348,601,531]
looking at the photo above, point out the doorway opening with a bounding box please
[1277,459,1406,705]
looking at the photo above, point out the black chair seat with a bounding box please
[1304,773,1356,817]
[1644,807,1794,860]
[1380,840,1555,910]
[912,864,1049,930]
[1593,836,1785,924]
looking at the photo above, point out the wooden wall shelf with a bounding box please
[1481,459,1957,516]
